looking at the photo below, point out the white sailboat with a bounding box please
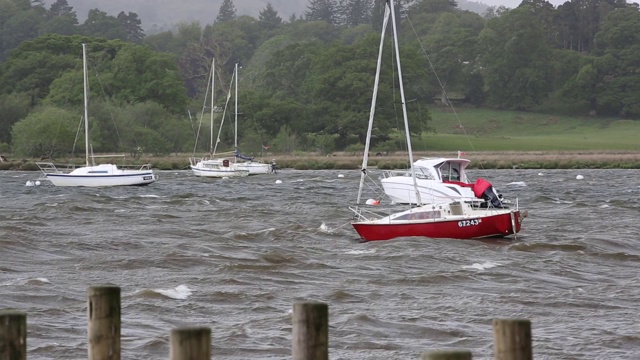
[36,43,157,187]
[189,59,249,178]
[350,0,524,241]
[231,63,273,175]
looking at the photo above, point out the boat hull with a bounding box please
[191,166,249,178]
[46,171,156,187]
[352,209,522,241]
[190,158,250,178]
[235,162,271,175]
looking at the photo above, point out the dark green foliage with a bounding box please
[258,3,282,30]
[216,0,237,23]
[2,0,640,159]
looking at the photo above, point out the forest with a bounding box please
[0,0,639,159]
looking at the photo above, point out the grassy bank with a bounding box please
[3,150,640,171]
[415,108,640,152]
[2,108,639,170]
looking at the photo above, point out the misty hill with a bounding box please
[42,0,492,32]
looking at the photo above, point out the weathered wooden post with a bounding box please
[87,286,121,360]
[493,319,532,360]
[421,350,472,359]
[292,302,328,360]
[0,310,27,360]
[170,327,211,359]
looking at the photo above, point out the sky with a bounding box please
[43,0,635,31]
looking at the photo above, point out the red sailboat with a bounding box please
[350,0,525,242]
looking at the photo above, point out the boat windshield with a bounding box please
[414,167,434,180]
[440,163,463,182]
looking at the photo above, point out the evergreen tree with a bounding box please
[117,11,144,43]
[48,0,73,18]
[259,3,282,29]
[341,0,373,27]
[216,0,237,23]
[305,0,338,25]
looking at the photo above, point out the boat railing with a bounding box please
[116,164,153,171]
[350,204,415,222]
[35,162,65,174]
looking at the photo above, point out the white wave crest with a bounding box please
[463,261,500,271]
[155,285,193,300]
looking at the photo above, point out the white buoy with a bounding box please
[365,198,380,205]
[275,179,282,184]
[25,180,35,187]
[538,172,544,176]
[35,180,41,186]
[338,174,344,178]
[576,175,584,180]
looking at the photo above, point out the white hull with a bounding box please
[235,161,271,175]
[190,158,249,178]
[42,164,157,187]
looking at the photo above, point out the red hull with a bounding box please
[352,210,522,241]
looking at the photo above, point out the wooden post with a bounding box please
[0,310,27,360]
[493,319,532,360]
[422,350,472,359]
[87,286,121,360]
[170,327,211,359]
[292,302,328,360]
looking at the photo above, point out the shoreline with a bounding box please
[2,150,640,171]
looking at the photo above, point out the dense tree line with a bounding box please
[0,0,639,159]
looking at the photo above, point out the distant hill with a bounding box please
[41,0,494,33]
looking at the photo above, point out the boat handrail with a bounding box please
[118,163,153,171]
[91,154,126,158]
[35,162,61,174]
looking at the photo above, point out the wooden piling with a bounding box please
[292,302,328,360]
[0,310,27,360]
[422,350,473,359]
[170,327,211,359]
[87,286,121,360]
[493,319,532,360]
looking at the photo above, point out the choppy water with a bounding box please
[2,168,640,359]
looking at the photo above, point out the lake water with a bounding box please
[1,168,640,359]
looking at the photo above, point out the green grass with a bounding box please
[415,108,640,151]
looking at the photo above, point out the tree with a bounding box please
[478,5,552,109]
[421,10,485,106]
[216,0,237,23]
[110,44,189,113]
[48,0,73,17]
[81,9,126,40]
[591,7,640,116]
[305,0,338,25]
[259,3,282,30]
[0,92,31,145]
[11,106,79,158]
[117,11,144,43]
[340,0,373,27]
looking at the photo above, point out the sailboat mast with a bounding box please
[82,43,90,167]
[389,0,422,205]
[210,58,215,155]
[234,63,238,153]
[356,4,391,206]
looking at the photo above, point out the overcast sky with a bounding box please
[43,0,636,31]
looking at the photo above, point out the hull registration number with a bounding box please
[458,219,480,227]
